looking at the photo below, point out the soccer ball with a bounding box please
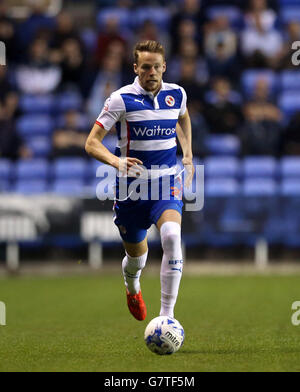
[144,316,185,355]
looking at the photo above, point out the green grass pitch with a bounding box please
[1,271,300,372]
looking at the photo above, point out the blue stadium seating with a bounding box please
[133,7,171,31]
[0,180,10,192]
[241,69,278,98]
[205,178,240,197]
[0,159,12,181]
[205,134,241,156]
[51,179,85,196]
[16,115,54,138]
[19,94,54,114]
[280,179,300,247]
[242,156,277,178]
[204,156,240,178]
[54,91,83,113]
[278,91,300,119]
[97,7,132,33]
[280,156,300,178]
[14,179,48,194]
[242,178,278,196]
[280,6,300,23]
[280,70,300,91]
[15,159,49,180]
[26,136,51,158]
[205,5,243,29]
[52,158,88,180]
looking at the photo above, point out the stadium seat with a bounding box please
[97,7,132,33]
[242,156,278,178]
[279,0,300,5]
[15,159,49,181]
[280,6,300,23]
[205,134,241,156]
[52,158,88,180]
[0,159,12,180]
[51,179,85,196]
[26,136,52,158]
[204,156,240,178]
[241,69,278,98]
[0,180,11,192]
[54,91,83,113]
[14,179,48,194]
[205,178,240,197]
[16,115,54,138]
[280,179,300,247]
[205,5,243,28]
[133,7,171,31]
[280,70,300,91]
[278,91,300,119]
[242,178,278,196]
[19,94,54,114]
[280,156,300,178]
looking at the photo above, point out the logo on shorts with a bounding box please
[165,95,175,107]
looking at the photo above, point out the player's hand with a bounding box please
[118,157,145,177]
[182,157,195,188]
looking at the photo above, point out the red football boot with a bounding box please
[126,289,147,321]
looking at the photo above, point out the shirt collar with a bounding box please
[133,76,164,99]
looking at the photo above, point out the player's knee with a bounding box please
[160,222,181,255]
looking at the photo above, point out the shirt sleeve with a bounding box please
[179,86,187,117]
[95,92,125,131]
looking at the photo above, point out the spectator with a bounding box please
[204,16,240,82]
[87,53,123,121]
[0,65,18,120]
[52,110,88,158]
[203,77,243,135]
[0,0,19,64]
[54,38,87,95]
[50,11,81,51]
[17,0,55,53]
[16,38,61,94]
[282,112,300,156]
[0,66,31,160]
[276,21,300,69]
[244,0,277,31]
[241,3,283,68]
[167,38,209,85]
[239,78,283,156]
[171,18,200,57]
[170,0,205,55]
[94,17,127,67]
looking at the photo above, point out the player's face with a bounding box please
[134,52,166,95]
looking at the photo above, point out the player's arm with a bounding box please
[85,123,143,173]
[177,109,195,187]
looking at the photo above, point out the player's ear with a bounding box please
[133,63,138,75]
[162,61,166,74]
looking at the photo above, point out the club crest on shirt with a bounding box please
[165,95,175,107]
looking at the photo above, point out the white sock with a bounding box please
[159,222,183,318]
[122,251,148,294]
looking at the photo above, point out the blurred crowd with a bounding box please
[1,0,300,162]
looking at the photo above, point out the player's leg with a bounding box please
[122,237,148,295]
[121,237,148,321]
[156,209,183,318]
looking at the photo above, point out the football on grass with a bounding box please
[144,316,185,355]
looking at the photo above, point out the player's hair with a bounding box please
[133,41,165,64]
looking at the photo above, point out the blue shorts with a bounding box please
[113,174,183,243]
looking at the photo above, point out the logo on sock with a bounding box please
[169,260,183,273]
